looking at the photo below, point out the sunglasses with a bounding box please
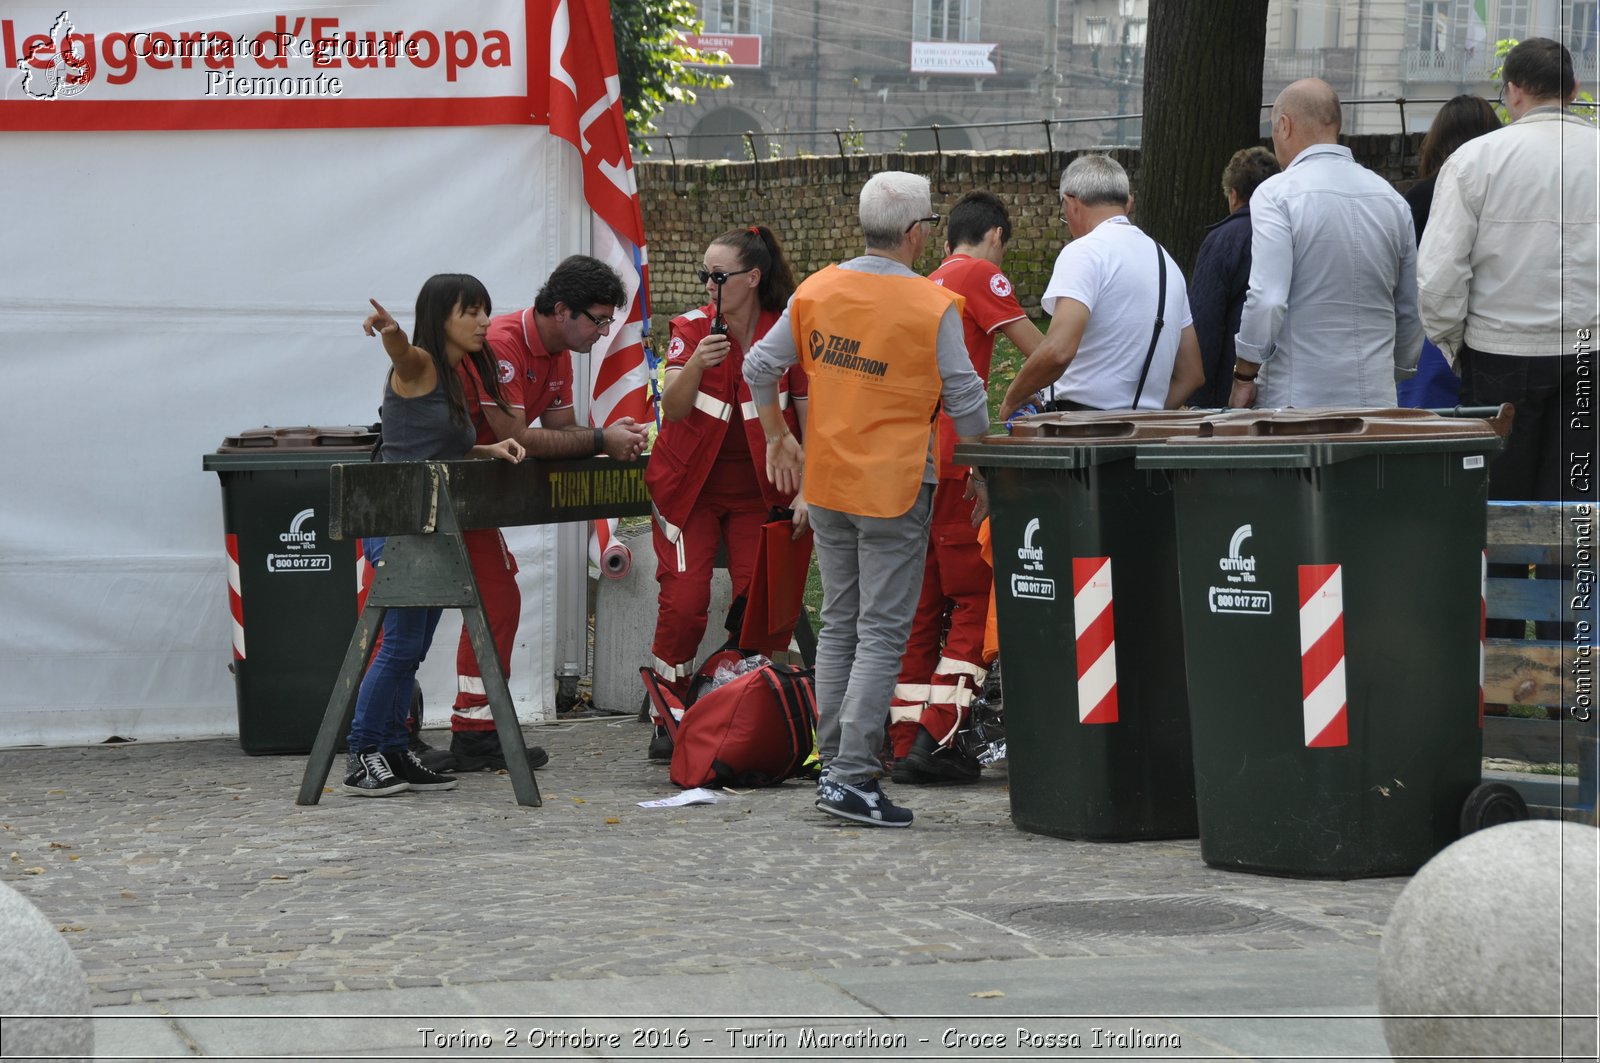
[904,214,940,234]
[576,308,615,329]
[696,266,755,286]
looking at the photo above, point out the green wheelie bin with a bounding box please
[1140,408,1510,877]
[958,412,1213,841]
[203,426,377,755]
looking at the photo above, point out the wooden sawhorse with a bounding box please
[296,456,651,808]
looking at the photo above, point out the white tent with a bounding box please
[0,1,627,746]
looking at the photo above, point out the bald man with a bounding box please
[1229,78,1423,409]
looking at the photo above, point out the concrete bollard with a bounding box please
[0,880,93,1062]
[592,522,734,716]
[1378,820,1599,1062]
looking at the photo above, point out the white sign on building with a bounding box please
[909,40,998,75]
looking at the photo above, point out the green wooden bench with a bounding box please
[295,456,651,809]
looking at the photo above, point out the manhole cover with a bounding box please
[953,897,1321,940]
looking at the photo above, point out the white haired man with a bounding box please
[743,171,991,827]
[999,154,1203,418]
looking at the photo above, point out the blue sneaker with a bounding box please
[815,776,913,827]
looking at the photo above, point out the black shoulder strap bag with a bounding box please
[1128,240,1168,410]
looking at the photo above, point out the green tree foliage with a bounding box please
[611,0,730,148]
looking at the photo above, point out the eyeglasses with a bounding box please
[696,266,755,286]
[904,214,940,234]
[576,308,615,329]
[1060,192,1076,224]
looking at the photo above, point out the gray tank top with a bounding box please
[377,369,476,463]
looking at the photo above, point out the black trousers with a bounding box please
[1459,345,1593,642]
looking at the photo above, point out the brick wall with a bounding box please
[636,134,1422,347]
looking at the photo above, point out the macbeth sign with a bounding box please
[909,41,997,76]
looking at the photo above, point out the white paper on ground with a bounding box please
[637,788,723,808]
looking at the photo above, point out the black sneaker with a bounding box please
[892,728,981,786]
[815,776,913,827]
[383,749,458,792]
[405,683,434,756]
[449,729,550,772]
[342,748,410,797]
[647,725,673,763]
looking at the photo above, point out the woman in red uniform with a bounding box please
[643,226,806,758]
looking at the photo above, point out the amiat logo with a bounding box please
[1218,524,1257,581]
[1017,517,1044,572]
[279,508,317,546]
[267,509,331,573]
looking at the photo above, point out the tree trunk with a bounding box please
[1139,0,1271,274]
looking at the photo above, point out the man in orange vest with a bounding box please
[889,190,1042,785]
[743,171,992,828]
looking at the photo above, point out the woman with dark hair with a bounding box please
[1186,145,1280,407]
[1400,95,1501,406]
[344,274,525,797]
[642,226,807,758]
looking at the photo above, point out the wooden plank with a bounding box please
[1483,640,1567,706]
[1487,544,1571,566]
[1484,714,1597,764]
[329,457,651,539]
[1486,501,1580,547]
[1486,578,1577,623]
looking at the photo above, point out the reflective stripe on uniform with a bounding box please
[694,391,733,421]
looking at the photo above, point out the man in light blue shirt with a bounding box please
[1229,78,1422,409]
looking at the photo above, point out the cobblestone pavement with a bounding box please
[0,716,1404,1009]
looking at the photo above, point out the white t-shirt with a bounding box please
[1042,215,1194,410]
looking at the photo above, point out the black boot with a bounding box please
[891,727,981,785]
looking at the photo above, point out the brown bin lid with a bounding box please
[998,408,1251,443]
[216,425,379,452]
[1176,404,1513,444]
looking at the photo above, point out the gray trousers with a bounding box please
[808,486,935,785]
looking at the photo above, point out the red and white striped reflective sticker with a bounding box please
[1479,550,1487,728]
[356,537,375,612]
[1073,556,1118,725]
[1299,563,1347,748]
[226,533,245,661]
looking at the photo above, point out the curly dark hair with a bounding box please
[1221,146,1281,204]
[533,255,625,316]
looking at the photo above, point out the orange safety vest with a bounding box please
[789,265,962,518]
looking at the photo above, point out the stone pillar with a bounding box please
[1378,820,1599,1062]
[0,880,92,1062]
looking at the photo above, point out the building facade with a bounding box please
[650,0,1596,157]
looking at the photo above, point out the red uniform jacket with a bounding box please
[645,305,805,543]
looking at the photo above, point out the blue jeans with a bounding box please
[348,537,443,753]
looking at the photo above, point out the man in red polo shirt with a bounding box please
[889,191,1042,785]
[430,255,649,773]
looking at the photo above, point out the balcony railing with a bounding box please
[1401,47,1497,84]
[1263,48,1327,80]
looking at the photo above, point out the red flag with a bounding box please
[547,0,652,572]
[547,0,650,428]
